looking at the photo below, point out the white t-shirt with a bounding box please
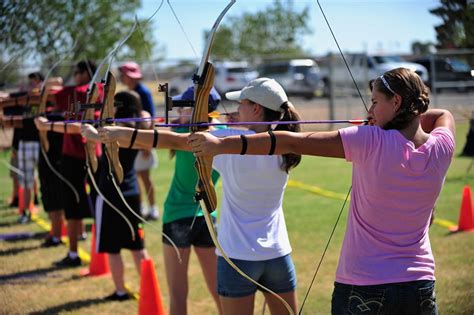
[212,128,292,261]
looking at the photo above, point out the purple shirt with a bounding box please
[337,126,454,285]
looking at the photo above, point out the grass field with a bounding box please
[0,123,473,314]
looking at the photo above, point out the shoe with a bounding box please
[146,206,160,221]
[18,212,31,224]
[53,254,82,267]
[9,197,18,208]
[42,237,63,248]
[104,292,131,301]
[78,232,87,241]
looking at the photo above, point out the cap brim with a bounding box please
[225,90,242,101]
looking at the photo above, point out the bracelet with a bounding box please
[240,134,247,155]
[268,129,276,155]
[50,121,54,132]
[152,129,158,148]
[129,128,138,149]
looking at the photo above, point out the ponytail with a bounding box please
[263,101,302,173]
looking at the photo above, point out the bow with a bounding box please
[189,1,294,314]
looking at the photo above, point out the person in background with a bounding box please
[81,91,150,301]
[35,60,102,266]
[119,62,159,221]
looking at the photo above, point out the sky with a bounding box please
[137,0,442,62]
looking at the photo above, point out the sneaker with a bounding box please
[104,292,131,301]
[18,212,31,224]
[78,232,87,241]
[146,207,160,221]
[42,237,64,248]
[53,254,82,267]
[9,197,18,208]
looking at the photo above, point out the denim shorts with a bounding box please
[217,254,297,298]
[331,280,438,315]
[162,216,216,248]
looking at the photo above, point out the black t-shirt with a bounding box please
[20,117,39,142]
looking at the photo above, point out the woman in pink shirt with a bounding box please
[188,67,455,314]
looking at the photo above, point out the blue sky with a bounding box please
[137,0,441,61]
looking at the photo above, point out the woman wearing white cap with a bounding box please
[94,77,302,314]
[205,77,301,314]
[189,68,455,314]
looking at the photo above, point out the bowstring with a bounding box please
[298,1,370,313]
[166,0,199,59]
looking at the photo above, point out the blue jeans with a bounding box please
[217,254,297,297]
[331,280,438,315]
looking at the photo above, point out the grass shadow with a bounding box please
[0,244,40,257]
[30,297,111,314]
[3,231,48,242]
[0,266,60,282]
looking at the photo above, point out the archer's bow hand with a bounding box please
[34,116,49,131]
[187,131,222,157]
[97,126,122,144]
[80,124,100,142]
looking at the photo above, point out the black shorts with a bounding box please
[96,194,144,254]
[38,150,64,212]
[162,216,216,248]
[61,156,92,220]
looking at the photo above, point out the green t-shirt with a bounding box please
[163,127,223,224]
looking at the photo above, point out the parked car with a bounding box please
[168,61,258,97]
[321,53,429,95]
[214,61,258,95]
[257,59,325,99]
[411,57,474,92]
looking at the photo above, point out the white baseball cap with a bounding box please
[225,78,288,112]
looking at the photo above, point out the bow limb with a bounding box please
[100,71,123,183]
[190,2,294,314]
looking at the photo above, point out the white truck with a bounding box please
[322,53,429,95]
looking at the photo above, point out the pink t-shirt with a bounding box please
[337,126,454,285]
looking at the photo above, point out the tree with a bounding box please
[208,0,312,61]
[0,0,160,69]
[430,0,474,49]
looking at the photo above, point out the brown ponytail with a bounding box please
[263,101,302,173]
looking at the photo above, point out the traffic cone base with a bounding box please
[17,186,37,214]
[139,258,166,315]
[450,185,474,233]
[80,224,110,277]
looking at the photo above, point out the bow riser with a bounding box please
[192,63,217,212]
[38,89,50,152]
[101,71,124,183]
[83,83,100,173]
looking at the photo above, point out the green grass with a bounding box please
[0,123,473,314]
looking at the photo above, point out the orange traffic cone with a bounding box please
[450,185,474,233]
[80,224,110,276]
[18,186,37,215]
[138,258,166,315]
